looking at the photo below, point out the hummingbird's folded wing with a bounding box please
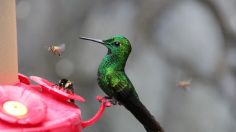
[108,72,138,99]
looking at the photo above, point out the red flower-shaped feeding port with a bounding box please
[0,74,111,132]
[30,76,85,103]
[0,85,46,125]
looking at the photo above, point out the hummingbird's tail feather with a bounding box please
[116,91,164,132]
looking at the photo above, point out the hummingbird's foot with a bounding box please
[103,96,119,105]
[110,99,118,105]
[96,96,112,107]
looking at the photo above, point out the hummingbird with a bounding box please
[80,35,164,132]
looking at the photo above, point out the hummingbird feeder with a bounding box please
[0,0,111,131]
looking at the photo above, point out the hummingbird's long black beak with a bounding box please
[80,37,104,44]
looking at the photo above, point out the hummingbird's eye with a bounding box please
[113,42,120,47]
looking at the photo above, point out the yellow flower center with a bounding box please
[3,101,28,118]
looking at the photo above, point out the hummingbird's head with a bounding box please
[80,35,132,56]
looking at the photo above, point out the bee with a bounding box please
[48,43,65,56]
[177,79,192,90]
[58,79,75,103]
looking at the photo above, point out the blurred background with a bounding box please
[16,0,236,132]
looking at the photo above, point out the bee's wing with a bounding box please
[58,43,66,52]
[47,45,53,51]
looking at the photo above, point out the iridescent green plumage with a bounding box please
[97,36,137,97]
[80,35,164,132]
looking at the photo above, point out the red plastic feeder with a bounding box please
[0,73,111,132]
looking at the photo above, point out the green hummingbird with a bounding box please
[80,35,164,132]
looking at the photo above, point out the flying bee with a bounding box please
[177,79,192,90]
[48,43,65,56]
[58,79,75,103]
